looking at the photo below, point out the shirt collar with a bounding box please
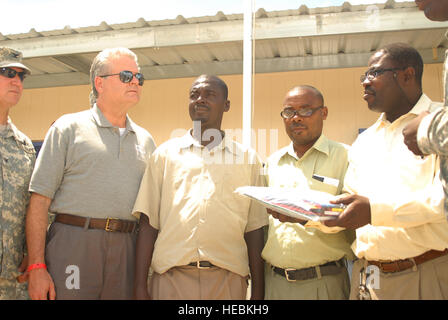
[283,134,329,161]
[178,129,239,155]
[2,118,29,146]
[406,93,431,116]
[5,116,19,137]
[90,103,136,133]
[377,93,431,126]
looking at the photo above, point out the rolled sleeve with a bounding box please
[417,110,439,155]
[418,107,448,157]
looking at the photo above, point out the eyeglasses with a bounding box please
[0,67,27,82]
[280,106,323,119]
[360,67,405,82]
[98,70,144,86]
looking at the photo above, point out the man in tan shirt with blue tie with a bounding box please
[262,85,355,300]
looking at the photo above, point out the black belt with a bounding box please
[187,261,216,269]
[272,259,344,282]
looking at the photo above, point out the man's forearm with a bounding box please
[134,213,158,297]
[244,227,265,300]
[26,193,52,264]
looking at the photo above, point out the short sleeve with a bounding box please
[29,124,68,199]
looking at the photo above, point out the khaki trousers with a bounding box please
[149,265,248,300]
[45,222,137,300]
[264,263,350,300]
[350,253,448,300]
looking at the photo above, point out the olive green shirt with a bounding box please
[262,135,355,269]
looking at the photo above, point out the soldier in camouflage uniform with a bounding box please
[403,0,448,218]
[0,47,35,299]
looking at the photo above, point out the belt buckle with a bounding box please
[379,260,400,273]
[284,268,296,282]
[196,261,210,269]
[105,217,119,232]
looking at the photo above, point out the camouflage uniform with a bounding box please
[0,119,35,299]
[417,37,448,218]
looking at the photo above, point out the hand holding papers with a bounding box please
[235,186,346,222]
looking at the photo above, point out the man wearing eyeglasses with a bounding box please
[0,47,35,299]
[261,85,355,300]
[324,43,448,300]
[26,47,156,300]
[403,0,448,222]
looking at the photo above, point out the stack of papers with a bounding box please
[235,186,345,222]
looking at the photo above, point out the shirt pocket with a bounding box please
[214,164,252,214]
[18,141,36,155]
[309,175,339,195]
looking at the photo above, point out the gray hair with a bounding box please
[89,47,139,106]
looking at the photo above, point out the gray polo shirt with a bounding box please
[29,104,156,221]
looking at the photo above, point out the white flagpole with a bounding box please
[243,0,254,148]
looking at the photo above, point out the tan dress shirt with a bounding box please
[345,94,448,261]
[133,131,268,277]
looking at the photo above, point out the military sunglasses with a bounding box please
[0,67,27,82]
[98,70,144,86]
[280,106,324,119]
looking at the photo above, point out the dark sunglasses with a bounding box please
[0,67,27,82]
[98,70,144,86]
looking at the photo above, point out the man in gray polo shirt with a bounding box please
[25,47,156,300]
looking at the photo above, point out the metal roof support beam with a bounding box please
[52,55,92,75]
[23,47,445,89]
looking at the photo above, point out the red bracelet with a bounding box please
[27,263,47,272]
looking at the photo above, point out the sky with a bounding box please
[2,0,412,35]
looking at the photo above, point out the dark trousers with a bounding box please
[45,222,136,300]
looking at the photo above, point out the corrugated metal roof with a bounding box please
[0,1,417,40]
[0,0,447,89]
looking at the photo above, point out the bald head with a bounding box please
[285,85,324,106]
[281,85,327,157]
